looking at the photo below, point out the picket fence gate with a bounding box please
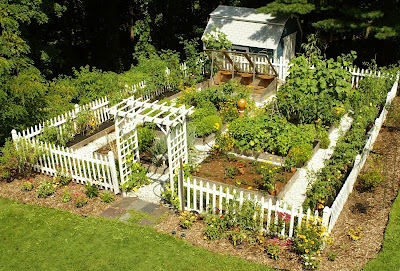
[178,176,330,237]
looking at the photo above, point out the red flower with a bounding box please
[220,215,223,218]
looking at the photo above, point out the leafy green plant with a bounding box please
[84,183,99,198]
[268,211,291,235]
[37,180,56,198]
[358,169,383,191]
[179,211,197,229]
[38,125,73,146]
[54,164,72,186]
[74,109,98,135]
[0,139,43,179]
[72,192,88,207]
[195,115,222,137]
[348,226,363,241]
[225,166,239,178]
[151,135,168,165]
[137,124,156,153]
[100,191,115,203]
[122,161,151,192]
[203,27,232,50]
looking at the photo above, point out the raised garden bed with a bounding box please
[194,154,297,199]
[67,120,115,149]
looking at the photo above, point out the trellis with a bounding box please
[109,97,193,193]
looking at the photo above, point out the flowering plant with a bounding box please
[266,238,291,260]
[225,226,248,246]
[54,164,72,186]
[294,217,332,269]
[179,211,197,229]
[72,192,88,207]
[269,211,291,235]
[20,178,34,191]
[61,187,71,202]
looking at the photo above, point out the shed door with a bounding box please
[283,32,297,63]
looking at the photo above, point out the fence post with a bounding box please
[322,206,331,232]
[108,151,120,194]
[179,158,185,211]
[11,129,18,142]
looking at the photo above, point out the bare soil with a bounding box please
[196,154,295,196]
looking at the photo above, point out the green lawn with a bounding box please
[362,189,400,270]
[0,197,272,271]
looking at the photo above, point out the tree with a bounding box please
[258,0,400,65]
[0,0,49,145]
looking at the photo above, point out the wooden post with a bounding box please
[179,158,185,211]
[108,151,120,194]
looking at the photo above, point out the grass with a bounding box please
[362,188,400,270]
[0,197,273,271]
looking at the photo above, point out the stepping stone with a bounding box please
[140,202,159,214]
[151,206,171,218]
[111,197,138,209]
[99,207,126,218]
[138,218,155,226]
[128,199,150,211]
[119,212,131,223]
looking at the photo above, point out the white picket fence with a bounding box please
[18,97,110,141]
[11,96,120,193]
[179,176,330,237]
[326,74,399,231]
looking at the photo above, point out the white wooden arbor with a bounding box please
[109,97,193,193]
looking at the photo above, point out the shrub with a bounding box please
[100,191,115,203]
[20,178,34,191]
[38,125,73,146]
[72,192,88,207]
[0,139,43,179]
[212,133,235,155]
[179,211,197,229]
[37,180,56,198]
[269,211,291,235]
[84,183,99,198]
[74,109,98,135]
[358,169,383,191]
[195,115,222,137]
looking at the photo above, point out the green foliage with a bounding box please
[100,191,115,203]
[137,125,156,153]
[54,164,72,186]
[203,27,232,50]
[195,115,222,138]
[276,42,354,126]
[151,136,168,165]
[230,114,316,156]
[122,161,151,192]
[225,165,239,178]
[84,183,99,198]
[303,70,395,210]
[37,180,56,198]
[225,226,250,246]
[284,143,313,169]
[317,128,330,149]
[0,139,43,179]
[359,168,383,191]
[38,125,73,146]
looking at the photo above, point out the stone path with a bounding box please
[99,197,172,226]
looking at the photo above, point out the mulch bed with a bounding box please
[0,173,122,217]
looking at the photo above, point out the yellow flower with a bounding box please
[311,241,314,244]
[203,236,207,240]
[305,249,309,253]
[277,158,280,161]
[248,186,252,189]
[269,157,272,160]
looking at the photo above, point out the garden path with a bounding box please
[282,114,353,210]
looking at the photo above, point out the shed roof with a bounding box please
[203,5,289,50]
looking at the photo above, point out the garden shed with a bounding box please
[202,5,302,62]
